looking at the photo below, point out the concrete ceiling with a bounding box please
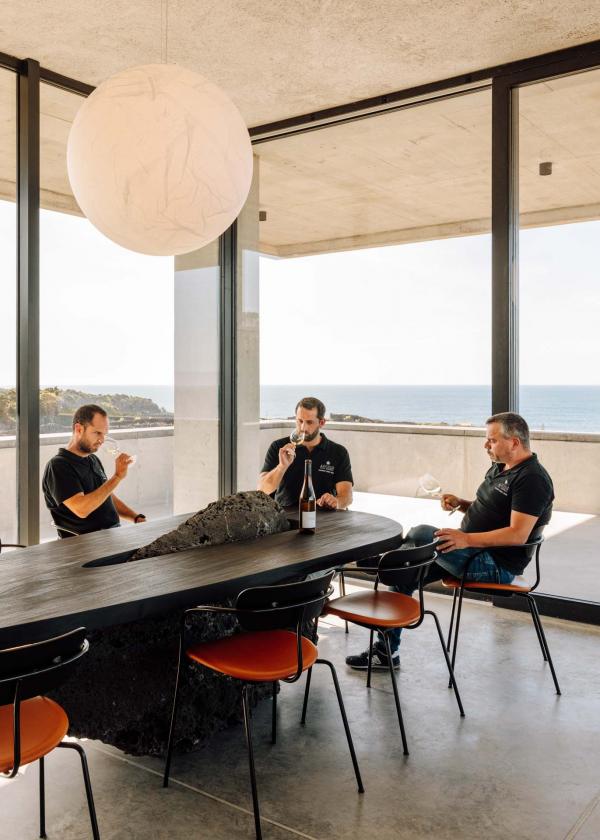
[2,0,600,128]
[257,69,600,256]
[1,2,600,255]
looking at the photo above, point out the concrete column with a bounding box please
[173,243,220,514]
[236,158,261,491]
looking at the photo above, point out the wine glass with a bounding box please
[417,473,460,514]
[417,473,442,499]
[290,430,306,447]
[103,437,137,466]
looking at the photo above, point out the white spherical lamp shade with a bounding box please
[67,64,253,256]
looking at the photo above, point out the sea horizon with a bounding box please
[3,383,599,434]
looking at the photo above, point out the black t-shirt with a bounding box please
[261,434,354,508]
[461,453,554,575]
[42,447,120,536]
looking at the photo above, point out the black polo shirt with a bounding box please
[42,447,120,536]
[461,453,554,575]
[261,434,353,508]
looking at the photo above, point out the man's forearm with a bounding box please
[113,494,138,521]
[336,489,353,510]
[462,525,529,549]
[257,466,287,495]
[65,475,122,519]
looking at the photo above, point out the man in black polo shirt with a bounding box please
[258,396,353,510]
[42,404,146,537]
[347,412,554,671]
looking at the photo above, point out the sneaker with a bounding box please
[345,647,400,671]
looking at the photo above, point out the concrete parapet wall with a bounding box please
[259,421,600,514]
[1,422,598,544]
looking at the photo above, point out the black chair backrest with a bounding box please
[377,541,438,588]
[525,525,545,558]
[0,538,26,553]
[236,571,335,632]
[0,627,88,705]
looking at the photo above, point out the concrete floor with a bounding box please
[2,585,599,840]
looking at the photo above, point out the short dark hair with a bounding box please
[73,404,107,429]
[295,396,326,420]
[486,412,530,449]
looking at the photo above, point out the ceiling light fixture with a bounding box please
[66,4,252,256]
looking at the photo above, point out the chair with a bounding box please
[0,538,25,553]
[0,627,100,839]
[163,571,363,840]
[324,542,465,756]
[442,533,561,695]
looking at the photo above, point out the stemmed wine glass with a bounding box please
[290,430,306,447]
[417,473,460,514]
[417,473,442,499]
[103,437,137,466]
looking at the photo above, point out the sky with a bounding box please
[1,199,599,389]
[0,200,173,388]
[260,220,600,386]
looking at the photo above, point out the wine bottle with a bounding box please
[299,459,316,533]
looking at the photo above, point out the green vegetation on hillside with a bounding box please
[0,387,173,434]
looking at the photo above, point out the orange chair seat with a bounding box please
[0,697,69,773]
[186,629,318,681]
[442,576,531,593]
[326,590,421,628]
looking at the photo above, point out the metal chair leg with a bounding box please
[339,571,349,633]
[447,588,458,651]
[530,597,561,695]
[382,633,409,755]
[56,742,100,840]
[449,583,465,688]
[39,756,46,839]
[366,628,375,688]
[301,666,313,725]
[425,609,465,717]
[526,594,548,661]
[271,682,278,744]
[242,685,262,840]
[316,658,364,793]
[163,635,185,787]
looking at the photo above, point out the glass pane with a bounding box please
[257,90,491,505]
[0,69,17,545]
[519,68,600,601]
[39,83,176,541]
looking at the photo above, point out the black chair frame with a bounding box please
[0,627,100,839]
[163,573,363,840]
[445,535,561,695]
[323,543,464,756]
[0,538,25,553]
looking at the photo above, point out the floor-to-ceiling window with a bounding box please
[256,89,492,502]
[38,82,176,539]
[518,67,600,603]
[0,68,17,545]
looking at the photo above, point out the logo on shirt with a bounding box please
[495,477,511,496]
[318,460,335,475]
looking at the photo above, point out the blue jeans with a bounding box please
[379,524,514,655]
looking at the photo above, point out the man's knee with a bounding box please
[405,524,437,545]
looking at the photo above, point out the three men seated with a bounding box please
[43,403,554,676]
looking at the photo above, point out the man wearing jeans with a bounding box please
[346,412,554,670]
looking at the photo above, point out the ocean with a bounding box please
[260,385,600,433]
[53,384,600,434]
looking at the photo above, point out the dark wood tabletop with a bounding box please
[0,509,403,646]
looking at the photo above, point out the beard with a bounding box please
[303,428,320,443]
[78,439,95,454]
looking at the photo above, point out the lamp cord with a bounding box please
[161,0,169,63]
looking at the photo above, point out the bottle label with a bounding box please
[301,510,316,529]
